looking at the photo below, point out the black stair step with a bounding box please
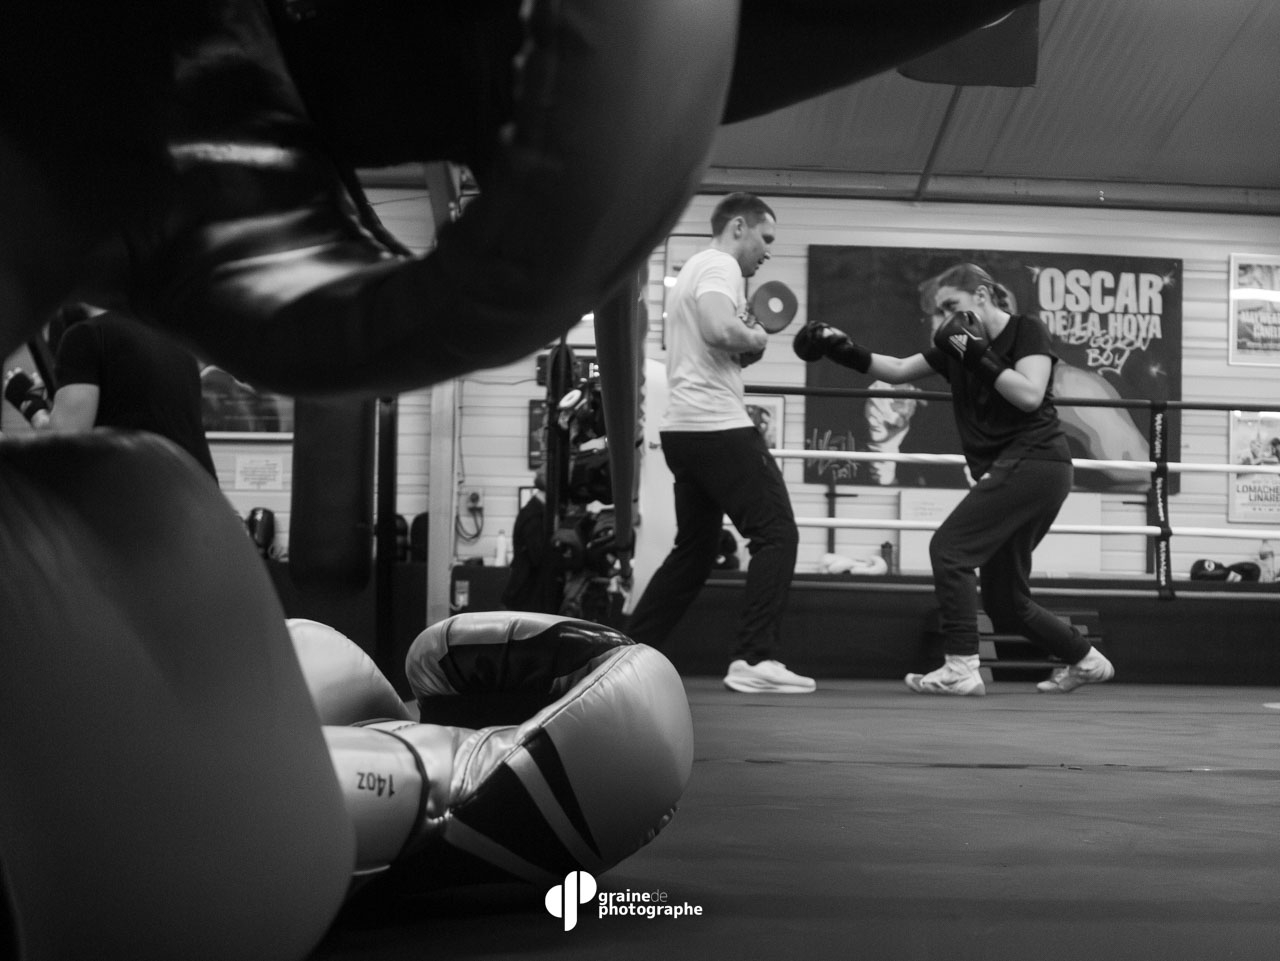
[981,616,1101,634]
[977,639,1090,655]
[982,658,1066,670]
[929,608,1103,635]
[979,638,1094,656]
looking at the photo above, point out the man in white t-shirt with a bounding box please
[626,193,813,694]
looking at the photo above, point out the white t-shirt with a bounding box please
[661,248,755,432]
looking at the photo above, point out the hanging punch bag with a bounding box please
[289,396,376,593]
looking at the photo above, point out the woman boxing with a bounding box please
[794,262,1115,696]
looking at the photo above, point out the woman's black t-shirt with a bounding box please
[924,314,1071,479]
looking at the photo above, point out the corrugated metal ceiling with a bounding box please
[705,0,1280,214]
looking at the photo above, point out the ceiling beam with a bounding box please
[363,163,1280,217]
[913,86,965,203]
[700,167,1280,217]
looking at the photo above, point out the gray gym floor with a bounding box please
[315,678,1280,961]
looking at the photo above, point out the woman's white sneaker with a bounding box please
[1037,647,1114,693]
[904,653,986,696]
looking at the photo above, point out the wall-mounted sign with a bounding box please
[804,246,1182,494]
[1227,254,1280,367]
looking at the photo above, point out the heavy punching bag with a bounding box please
[289,396,376,592]
[593,264,648,582]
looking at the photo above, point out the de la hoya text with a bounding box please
[1037,267,1167,343]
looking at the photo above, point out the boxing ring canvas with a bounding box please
[803,246,1182,494]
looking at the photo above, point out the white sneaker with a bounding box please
[723,659,816,694]
[1037,647,1114,693]
[905,654,985,696]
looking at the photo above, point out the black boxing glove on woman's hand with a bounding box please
[793,323,872,373]
[933,311,1009,386]
[3,368,49,422]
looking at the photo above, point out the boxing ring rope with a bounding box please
[747,384,1280,597]
[772,449,1280,541]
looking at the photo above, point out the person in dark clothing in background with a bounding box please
[502,469,560,613]
[4,303,217,479]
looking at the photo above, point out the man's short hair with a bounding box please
[710,192,775,236]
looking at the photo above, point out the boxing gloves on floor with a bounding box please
[2,428,692,961]
[793,322,872,373]
[933,310,1010,385]
[288,613,694,891]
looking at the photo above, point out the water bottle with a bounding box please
[494,529,509,567]
[881,540,896,576]
[1259,540,1274,583]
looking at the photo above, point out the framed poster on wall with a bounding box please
[804,246,1182,494]
[1227,254,1280,367]
[1227,409,1280,524]
[527,399,547,469]
[745,395,785,450]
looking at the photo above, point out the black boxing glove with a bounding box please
[792,323,872,373]
[4,368,50,422]
[933,311,1009,386]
